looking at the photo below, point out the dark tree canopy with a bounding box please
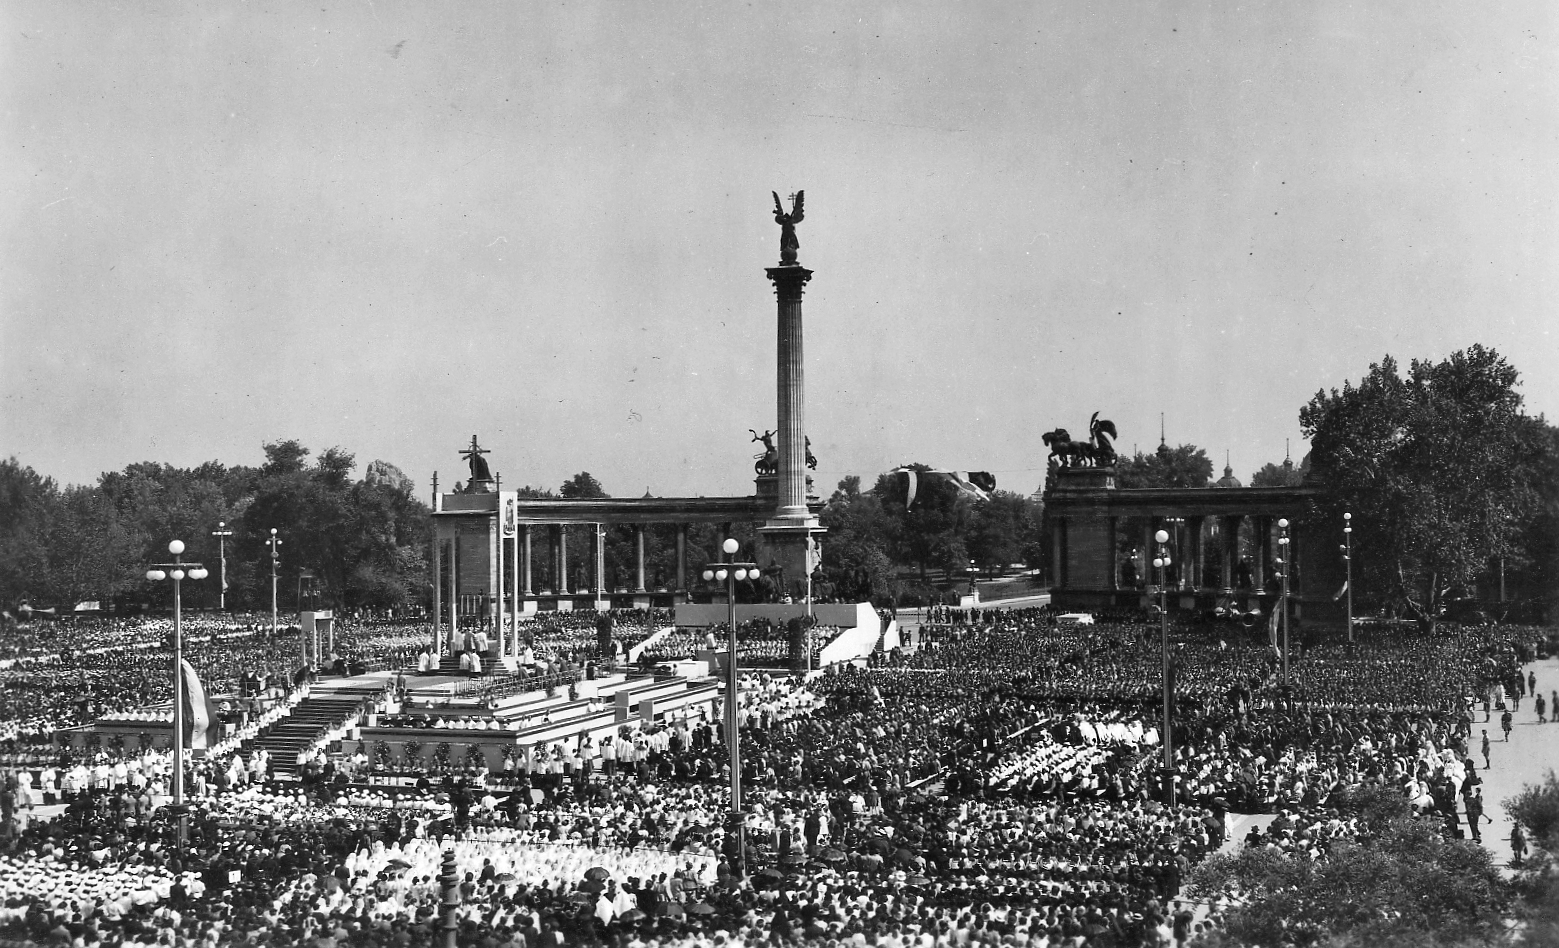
[1299,345,1541,622]
[0,442,430,613]
[1250,455,1307,487]
[560,472,608,499]
[1115,443,1215,489]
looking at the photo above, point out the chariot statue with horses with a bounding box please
[1043,413,1119,468]
[750,429,779,476]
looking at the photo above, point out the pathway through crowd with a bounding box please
[1474,655,1559,869]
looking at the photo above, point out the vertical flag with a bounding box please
[179,658,220,753]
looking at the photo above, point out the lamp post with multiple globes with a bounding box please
[1277,518,1291,686]
[702,537,758,872]
[144,540,208,849]
[1152,528,1175,806]
[266,529,285,656]
[210,522,232,611]
[1342,512,1353,644]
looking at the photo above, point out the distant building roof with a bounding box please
[1214,464,1243,489]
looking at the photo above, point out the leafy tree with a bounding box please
[315,447,356,489]
[1115,443,1214,489]
[966,491,1044,570]
[1506,771,1559,947]
[873,464,972,581]
[261,439,310,477]
[1250,455,1307,487]
[0,458,59,606]
[1299,346,1535,624]
[46,485,144,607]
[560,472,607,499]
[1506,769,1559,852]
[1504,417,1559,620]
[1189,806,1507,947]
[557,473,608,592]
[819,476,900,603]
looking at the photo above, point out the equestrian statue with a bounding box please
[1043,413,1119,468]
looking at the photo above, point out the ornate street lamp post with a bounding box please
[1342,512,1353,644]
[1277,518,1291,686]
[1153,528,1174,807]
[145,540,208,849]
[702,537,757,873]
[266,529,283,653]
[210,522,232,611]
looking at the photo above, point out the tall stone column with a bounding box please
[634,526,647,593]
[489,515,501,644]
[1221,516,1239,593]
[509,533,519,653]
[1190,517,1205,590]
[448,533,459,652]
[593,523,607,607]
[1253,517,1269,592]
[757,200,825,592]
[432,531,443,657]
[1108,517,1120,590]
[1141,520,1154,590]
[675,524,687,593]
[766,263,814,522]
[521,525,533,596]
[559,527,569,594]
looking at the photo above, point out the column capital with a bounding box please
[765,265,813,301]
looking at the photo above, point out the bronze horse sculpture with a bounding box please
[1042,428,1090,467]
[1044,414,1119,468]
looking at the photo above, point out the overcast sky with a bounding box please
[3,1,1555,501]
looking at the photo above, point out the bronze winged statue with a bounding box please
[773,190,804,265]
[1089,412,1118,466]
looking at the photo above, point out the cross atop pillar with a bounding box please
[459,435,495,493]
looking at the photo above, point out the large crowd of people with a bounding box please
[0,606,1549,946]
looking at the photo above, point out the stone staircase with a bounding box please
[436,647,501,676]
[245,681,388,777]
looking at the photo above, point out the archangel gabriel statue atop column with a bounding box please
[772,190,804,266]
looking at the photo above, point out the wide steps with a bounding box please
[245,694,375,776]
[437,647,501,676]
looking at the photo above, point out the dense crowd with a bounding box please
[0,609,1548,947]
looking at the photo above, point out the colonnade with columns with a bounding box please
[429,520,714,658]
[1119,513,1295,596]
[1044,482,1330,618]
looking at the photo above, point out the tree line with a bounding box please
[2,345,1554,618]
[0,440,432,614]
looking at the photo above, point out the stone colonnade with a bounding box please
[1115,513,1293,595]
[429,520,696,658]
[1042,479,1324,617]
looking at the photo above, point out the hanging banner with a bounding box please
[179,658,221,752]
[503,495,517,538]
